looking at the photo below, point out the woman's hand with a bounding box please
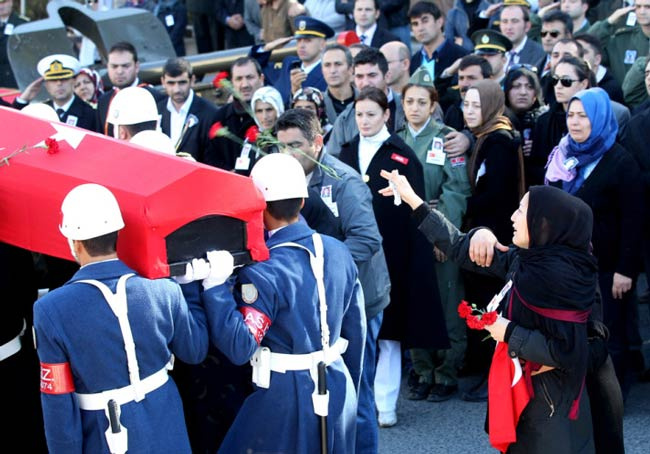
[379,169,424,210]
[612,272,633,299]
[469,229,509,267]
[484,315,511,343]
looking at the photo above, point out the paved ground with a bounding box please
[379,300,650,453]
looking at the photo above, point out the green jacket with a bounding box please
[588,20,650,85]
[623,56,649,108]
[397,120,471,228]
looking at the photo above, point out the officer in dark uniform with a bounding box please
[0,0,28,88]
[471,29,512,86]
[250,16,334,106]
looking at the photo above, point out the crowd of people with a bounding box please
[2,0,650,453]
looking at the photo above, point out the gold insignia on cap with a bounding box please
[481,34,489,44]
[299,20,306,31]
[241,283,258,304]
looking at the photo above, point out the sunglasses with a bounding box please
[541,30,561,38]
[551,75,580,87]
[508,63,537,73]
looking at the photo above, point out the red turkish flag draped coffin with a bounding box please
[0,106,269,279]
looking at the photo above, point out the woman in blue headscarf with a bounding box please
[545,87,644,406]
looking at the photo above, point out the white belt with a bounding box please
[268,337,348,373]
[251,337,348,416]
[0,333,22,362]
[0,319,26,362]
[75,365,170,411]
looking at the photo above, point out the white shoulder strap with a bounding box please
[76,274,146,401]
[270,233,330,352]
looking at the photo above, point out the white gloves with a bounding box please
[203,250,234,290]
[173,258,211,284]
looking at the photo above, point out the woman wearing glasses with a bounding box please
[531,56,591,180]
[545,87,642,453]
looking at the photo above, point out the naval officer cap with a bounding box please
[471,29,512,55]
[293,16,335,40]
[37,54,81,81]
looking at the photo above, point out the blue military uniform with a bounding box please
[203,221,366,454]
[33,259,209,453]
[250,16,334,107]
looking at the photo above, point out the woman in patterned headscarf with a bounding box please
[74,68,104,107]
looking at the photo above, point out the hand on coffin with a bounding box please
[203,250,235,290]
[173,258,211,284]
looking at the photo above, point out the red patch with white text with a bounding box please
[40,362,75,394]
[390,153,409,165]
[239,306,271,345]
[450,156,466,167]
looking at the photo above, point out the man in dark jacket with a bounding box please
[0,0,27,88]
[158,58,219,162]
[576,32,624,103]
[205,57,264,174]
[352,0,398,48]
[96,42,165,136]
[216,0,254,49]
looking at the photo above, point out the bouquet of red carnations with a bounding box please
[457,300,498,330]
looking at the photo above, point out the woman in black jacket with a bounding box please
[460,79,525,398]
[338,86,448,427]
[545,87,645,404]
[380,173,597,454]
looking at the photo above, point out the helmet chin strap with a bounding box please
[68,238,79,263]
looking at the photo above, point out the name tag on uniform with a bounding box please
[235,143,252,170]
[624,49,637,65]
[626,12,637,27]
[165,15,175,27]
[320,185,339,217]
[426,137,445,166]
[66,115,78,127]
[4,23,14,35]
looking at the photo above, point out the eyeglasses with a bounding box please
[551,75,581,87]
[541,30,561,38]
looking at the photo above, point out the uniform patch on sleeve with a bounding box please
[238,306,271,345]
[40,362,75,394]
[390,153,409,165]
[241,283,259,304]
[450,156,466,167]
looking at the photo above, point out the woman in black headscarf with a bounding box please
[380,174,597,453]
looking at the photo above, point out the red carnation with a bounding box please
[467,314,487,330]
[458,300,472,319]
[209,122,224,139]
[244,125,259,143]
[212,71,229,89]
[45,138,60,154]
[482,311,498,326]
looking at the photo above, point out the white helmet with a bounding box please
[60,184,125,240]
[250,153,308,202]
[21,103,60,123]
[130,130,176,155]
[107,86,159,127]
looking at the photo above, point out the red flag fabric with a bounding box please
[0,106,269,278]
[488,342,531,453]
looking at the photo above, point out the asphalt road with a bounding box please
[379,300,650,453]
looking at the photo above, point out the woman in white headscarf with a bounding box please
[251,86,285,132]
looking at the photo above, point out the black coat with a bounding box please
[0,12,28,88]
[338,134,449,349]
[216,0,254,49]
[369,27,399,48]
[46,95,99,133]
[96,84,165,136]
[550,143,645,278]
[598,69,624,105]
[158,93,220,163]
[409,39,469,78]
[204,101,257,175]
[530,102,565,179]
[465,129,522,245]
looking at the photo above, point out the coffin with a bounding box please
[0,106,269,279]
